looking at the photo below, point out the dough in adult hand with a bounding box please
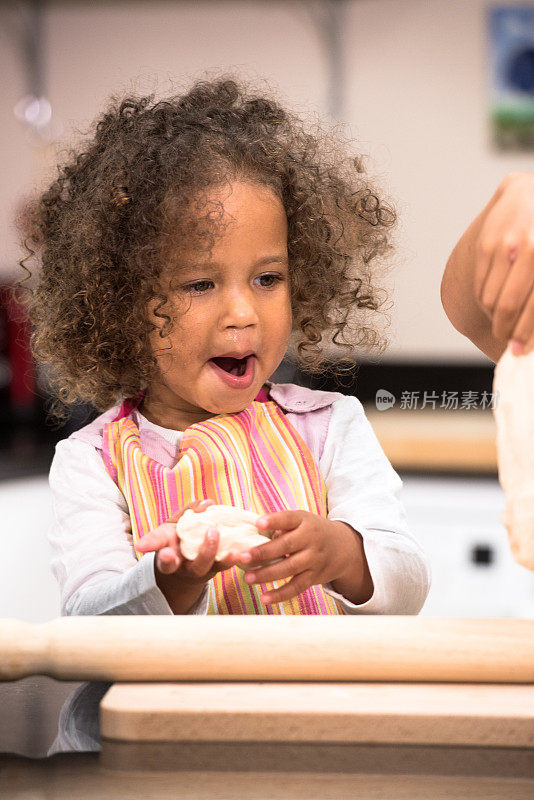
[176,504,278,563]
[493,344,534,570]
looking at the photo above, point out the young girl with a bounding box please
[20,75,430,618]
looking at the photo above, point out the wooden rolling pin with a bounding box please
[2,616,533,683]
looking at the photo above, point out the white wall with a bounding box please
[2,0,534,362]
[346,0,534,362]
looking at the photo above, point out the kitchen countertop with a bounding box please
[365,407,498,473]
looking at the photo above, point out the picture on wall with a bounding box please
[490,5,534,150]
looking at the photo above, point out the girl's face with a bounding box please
[143,181,292,431]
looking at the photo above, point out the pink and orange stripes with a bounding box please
[103,400,344,615]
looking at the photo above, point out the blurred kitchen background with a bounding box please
[1,0,534,622]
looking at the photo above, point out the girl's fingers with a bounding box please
[156,547,181,574]
[227,548,248,564]
[243,553,300,585]
[194,498,216,511]
[185,527,220,576]
[167,498,216,524]
[135,522,177,553]
[237,530,299,569]
[259,570,314,605]
[255,510,305,533]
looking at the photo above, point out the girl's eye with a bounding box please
[184,274,283,294]
[185,280,213,294]
[254,273,283,288]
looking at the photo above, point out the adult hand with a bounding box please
[474,172,534,355]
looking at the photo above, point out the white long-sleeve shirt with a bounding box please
[48,392,431,616]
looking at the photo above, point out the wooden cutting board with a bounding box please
[99,681,534,778]
[101,681,534,747]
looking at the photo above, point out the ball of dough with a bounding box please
[176,504,282,565]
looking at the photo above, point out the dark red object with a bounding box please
[0,286,35,410]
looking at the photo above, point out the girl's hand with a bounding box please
[235,510,370,605]
[474,172,534,355]
[135,498,243,586]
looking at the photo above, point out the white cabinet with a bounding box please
[400,475,534,618]
[0,477,60,622]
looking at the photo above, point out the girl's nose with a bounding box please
[220,288,260,328]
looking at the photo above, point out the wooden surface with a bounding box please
[99,681,534,780]
[2,616,534,682]
[101,681,534,747]
[365,408,497,472]
[99,740,534,781]
[2,754,534,799]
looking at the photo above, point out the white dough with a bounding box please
[493,344,534,571]
[176,504,282,565]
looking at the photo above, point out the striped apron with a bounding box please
[102,390,344,615]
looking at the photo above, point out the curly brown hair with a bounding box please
[17,73,396,424]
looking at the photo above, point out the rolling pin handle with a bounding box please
[0,619,47,680]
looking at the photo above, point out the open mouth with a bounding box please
[209,356,250,376]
